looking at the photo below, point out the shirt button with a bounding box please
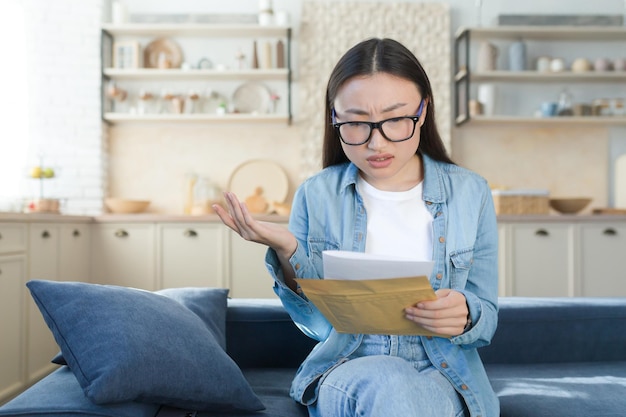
[426,201,433,205]
[439,236,445,243]
[426,336,433,340]
[436,273,442,280]
[461,384,468,390]
[295,263,301,270]
[441,362,448,368]
[436,211,443,217]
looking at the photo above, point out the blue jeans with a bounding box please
[308,335,468,417]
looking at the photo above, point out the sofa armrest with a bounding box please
[480,297,626,364]
[225,298,317,369]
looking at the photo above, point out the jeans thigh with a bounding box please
[308,356,467,417]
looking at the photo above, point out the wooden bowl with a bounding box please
[549,198,591,214]
[105,198,150,214]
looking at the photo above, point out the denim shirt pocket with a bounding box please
[449,247,474,288]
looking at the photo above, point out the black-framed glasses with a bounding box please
[332,99,425,146]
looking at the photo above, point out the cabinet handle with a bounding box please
[183,229,198,238]
[72,229,81,237]
[535,229,549,237]
[41,230,51,239]
[603,228,617,236]
[114,229,129,238]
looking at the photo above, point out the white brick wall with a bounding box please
[21,0,106,215]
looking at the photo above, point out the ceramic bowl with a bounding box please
[549,197,591,214]
[105,198,150,214]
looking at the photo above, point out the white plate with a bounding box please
[232,82,271,114]
[228,160,289,208]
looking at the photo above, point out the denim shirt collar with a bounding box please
[338,152,446,204]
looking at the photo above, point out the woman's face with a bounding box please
[332,72,427,191]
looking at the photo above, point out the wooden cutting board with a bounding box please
[592,208,626,215]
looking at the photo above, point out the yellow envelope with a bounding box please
[295,276,444,337]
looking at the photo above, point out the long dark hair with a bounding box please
[322,38,454,168]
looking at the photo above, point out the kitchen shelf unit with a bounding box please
[454,26,626,126]
[100,23,292,125]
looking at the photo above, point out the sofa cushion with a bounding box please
[25,280,264,412]
[50,286,230,366]
[0,366,160,417]
[487,361,626,417]
[481,297,626,364]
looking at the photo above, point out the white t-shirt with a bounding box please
[357,176,434,261]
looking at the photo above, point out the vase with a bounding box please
[477,42,498,72]
[508,40,526,71]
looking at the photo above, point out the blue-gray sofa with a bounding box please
[1,296,626,417]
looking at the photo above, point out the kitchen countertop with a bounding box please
[2,212,626,224]
[0,212,290,223]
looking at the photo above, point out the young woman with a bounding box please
[214,38,499,417]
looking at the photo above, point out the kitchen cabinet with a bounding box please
[101,24,292,124]
[27,224,60,383]
[500,222,574,296]
[157,223,226,289]
[59,223,91,282]
[25,223,91,384]
[579,223,626,296]
[92,220,283,297]
[0,223,27,403]
[454,26,626,126]
[228,227,283,298]
[91,223,156,290]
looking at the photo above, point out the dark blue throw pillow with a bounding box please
[26,280,264,412]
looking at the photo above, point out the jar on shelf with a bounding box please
[556,89,573,116]
[592,99,611,116]
[610,99,625,116]
[258,0,274,26]
[191,177,222,215]
[137,90,154,114]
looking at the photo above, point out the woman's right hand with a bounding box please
[212,192,297,260]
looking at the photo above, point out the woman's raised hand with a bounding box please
[212,192,297,259]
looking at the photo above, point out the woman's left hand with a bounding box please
[404,289,469,337]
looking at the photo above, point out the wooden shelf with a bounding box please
[101,23,289,37]
[103,113,289,124]
[103,68,289,80]
[454,26,626,126]
[456,26,626,41]
[462,70,626,83]
[101,23,293,125]
[456,115,626,125]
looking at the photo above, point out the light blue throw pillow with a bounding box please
[26,280,264,412]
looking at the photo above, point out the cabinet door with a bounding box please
[509,223,573,297]
[91,224,156,290]
[228,225,284,299]
[580,223,626,296]
[59,223,91,282]
[0,255,26,402]
[158,224,226,289]
[27,224,60,383]
[0,223,27,254]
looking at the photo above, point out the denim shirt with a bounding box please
[264,153,500,417]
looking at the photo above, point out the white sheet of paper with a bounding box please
[322,250,434,280]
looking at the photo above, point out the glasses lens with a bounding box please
[338,122,371,145]
[380,118,416,141]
